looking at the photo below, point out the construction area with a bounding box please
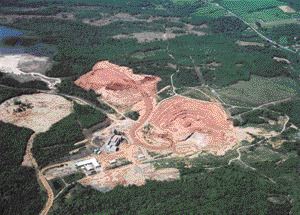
[0,60,238,192]
[69,61,238,190]
[0,93,73,133]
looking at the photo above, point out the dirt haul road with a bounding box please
[75,61,167,151]
[26,133,54,215]
[75,61,237,155]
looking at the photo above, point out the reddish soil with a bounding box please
[80,163,179,190]
[76,61,237,156]
[75,61,160,110]
[74,61,238,190]
[147,96,236,155]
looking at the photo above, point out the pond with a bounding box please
[0,25,23,40]
[0,25,56,56]
[0,25,25,54]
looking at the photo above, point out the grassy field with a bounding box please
[193,3,228,18]
[217,75,300,106]
[172,0,198,5]
[220,0,300,24]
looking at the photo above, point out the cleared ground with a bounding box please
[0,54,60,89]
[217,75,299,106]
[72,61,238,190]
[80,163,179,191]
[0,93,73,133]
[278,5,296,13]
[75,61,160,111]
[147,96,236,155]
[76,62,237,156]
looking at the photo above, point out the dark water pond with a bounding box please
[0,25,23,39]
[0,25,25,54]
[0,25,55,56]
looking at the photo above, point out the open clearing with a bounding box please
[236,40,265,47]
[217,75,299,106]
[0,93,73,133]
[278,5,296,13]
[146,96,236,155]
[80,163,179,191]
[113,31,178,43]
[71,61,238,189]
[0,54,51,74]
[0,54,60,89]
[75,61,160,111]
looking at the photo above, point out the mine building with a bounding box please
[75,158,101,175]
[105,134,124,152]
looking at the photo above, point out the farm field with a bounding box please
[193,3,228,18]
[217,75,300,106]
[220,0,300,24]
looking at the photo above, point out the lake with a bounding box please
[0,25,23,40]
[0,25,56,56]
[0,25,25,54]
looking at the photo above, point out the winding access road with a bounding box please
[25,133,54,215]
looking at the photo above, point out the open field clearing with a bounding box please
[82,13,142,27]
[220,0,300,24]
[217,75,299,106]
[114,31,178,43]
[279,5,296,13]
[0,54,59,89]
[81,13,176,27]
[80,163,179,191]
[193,4,228,18]
[0,54,51,74]
[0,93,73,133]
[236,40,265,47]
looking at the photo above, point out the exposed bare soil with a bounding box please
[0,54,51,74]
[80,162,179,191]
[76,61,237,156]
[273,56,291,64]
[74,61,237,190]
[112,25,205,43]
[146,96,236,155]
[113,31,177,43]
[82,13,178,27]
[278,5,296,13]
[0,93,73,133]
[236,40,265,47]
[0,54,60,89]
[75,61,160,111]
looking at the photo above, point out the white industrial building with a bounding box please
[75,158,101,175]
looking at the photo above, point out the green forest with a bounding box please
[73,102,107,129]
[50,145,300,215]
[0,122,45,215]
[32,102,108,168]
[32,113,85,168]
